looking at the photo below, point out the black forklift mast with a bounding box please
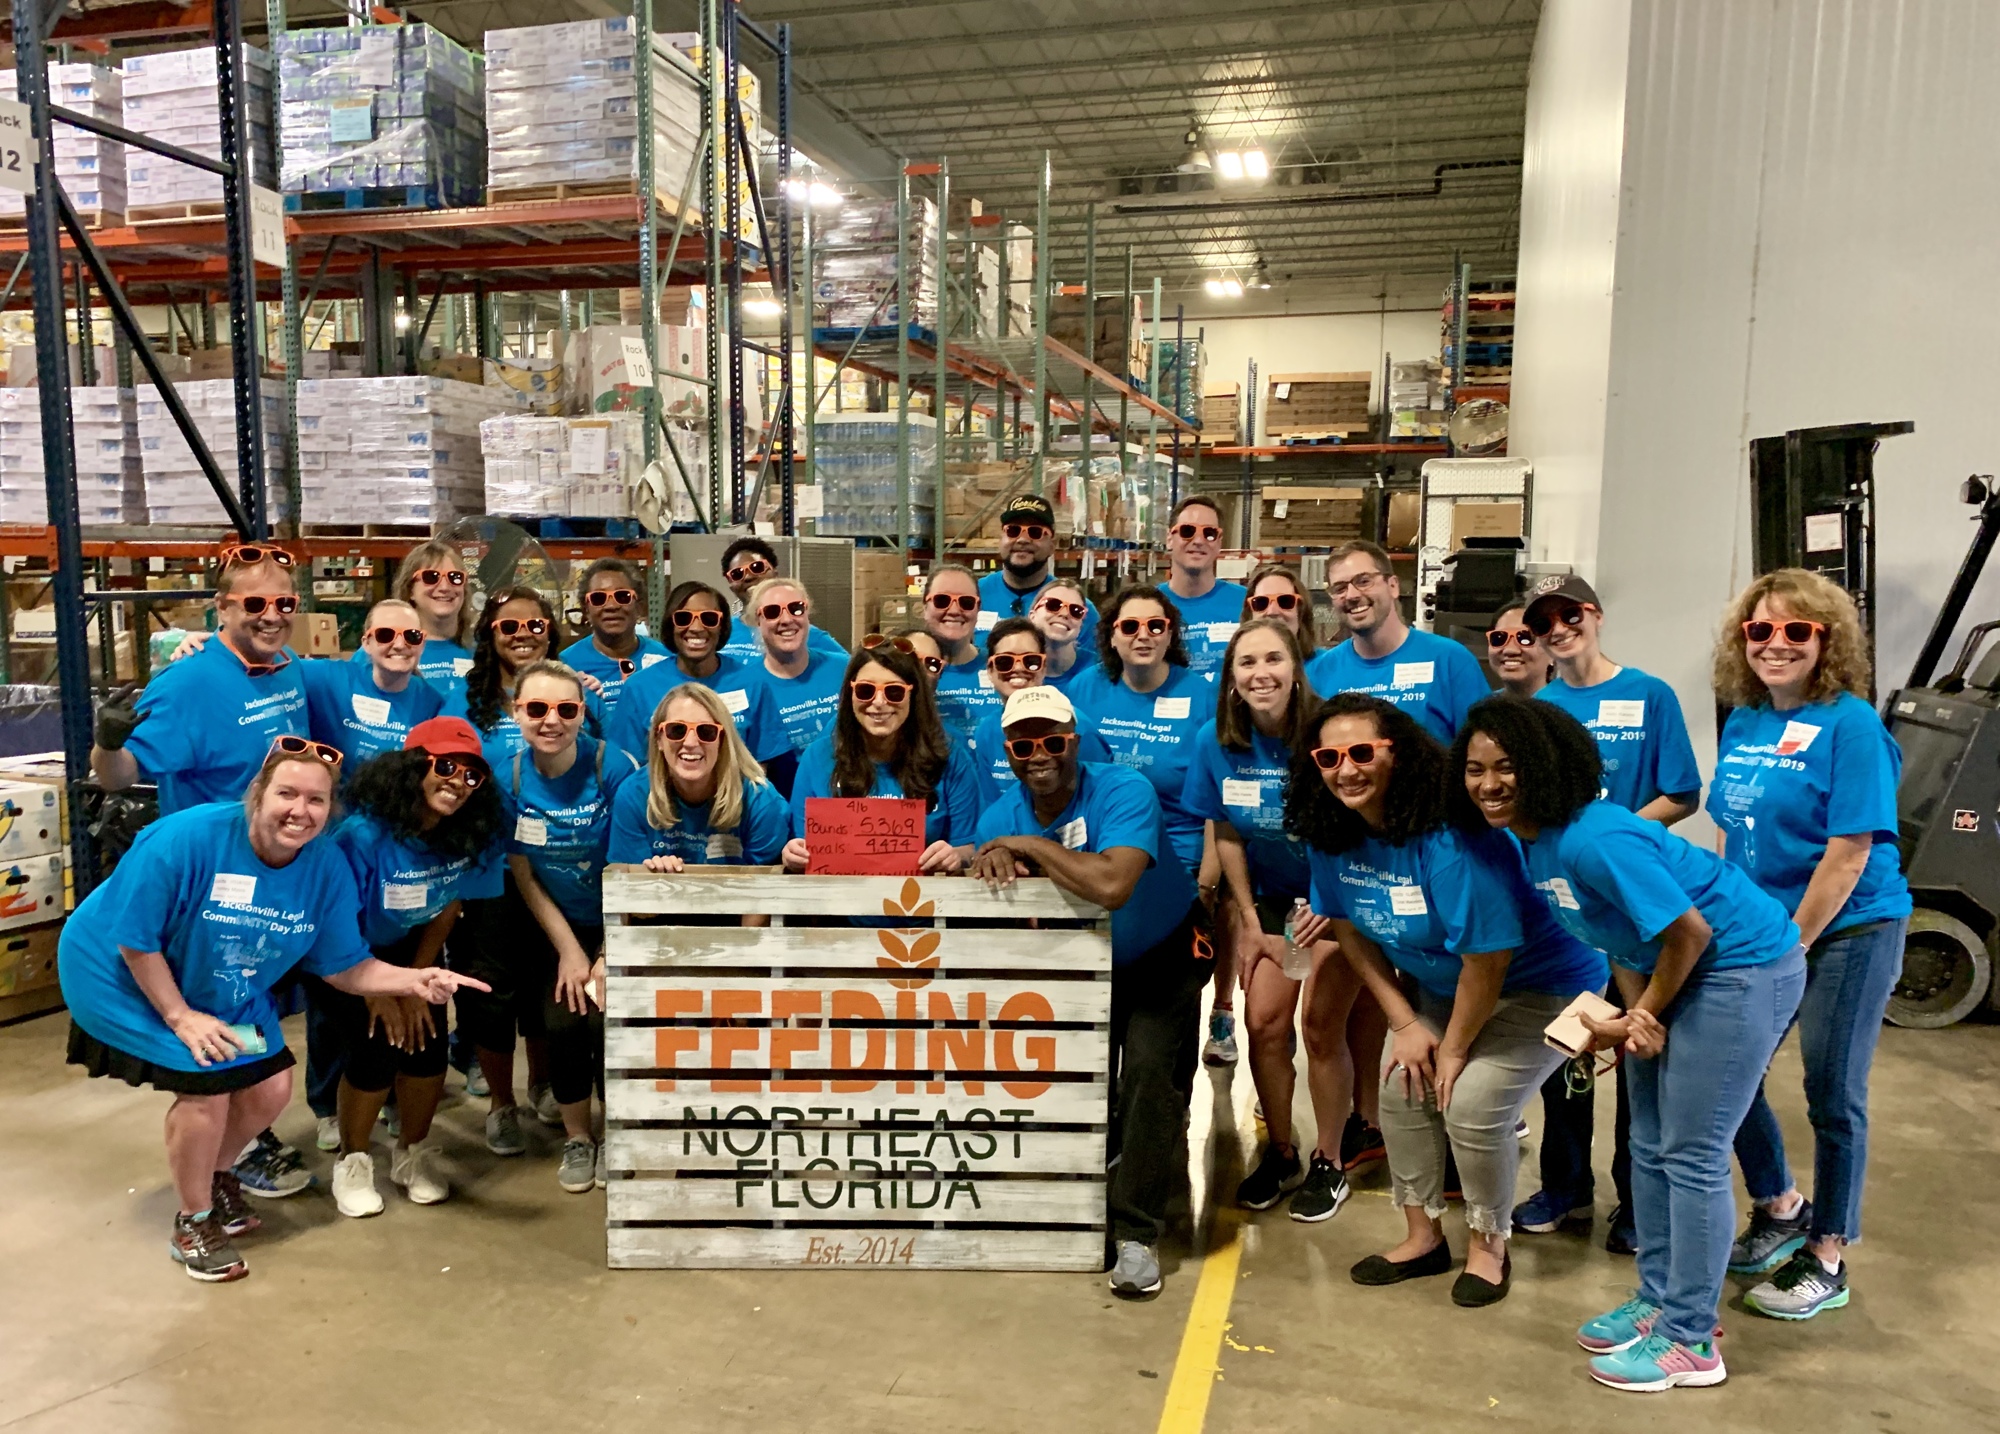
[1905,475,2000,693]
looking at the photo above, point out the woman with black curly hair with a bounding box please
[1449,697,1804,1391]
[325,717,507,1217]
[1287,693,1604,1307]
[456,585,605,769]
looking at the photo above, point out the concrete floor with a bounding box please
[2,1000,1996,1434]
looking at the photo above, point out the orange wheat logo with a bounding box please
[876,877,940,989]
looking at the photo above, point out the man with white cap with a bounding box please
[969,684,1207,1301]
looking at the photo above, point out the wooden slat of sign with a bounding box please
[609,1126,1106,1175]
[602,869,1106,922]
[609,1174,1104,1224]
[605,1078,1109,1125]
[606,974,1108,1024]
[604,1025,1110,1083]
[608,1226,1105,1272]
[606,924,1114,972]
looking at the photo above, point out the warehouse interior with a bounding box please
[2,0,1999,1430]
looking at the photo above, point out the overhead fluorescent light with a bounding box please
[1222,278,1243,297]
[1215,151,1245,181]
[744,298,784,317]
[784,179,844,208]
[1243,149,1269,180]
[1203,278,1225,297]
[1204,277,1244,299]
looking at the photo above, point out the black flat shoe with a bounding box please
[1350,1241,1452,1286]
[1451,1252,1512,1307]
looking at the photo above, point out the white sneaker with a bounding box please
[530,1081,562,1127]
[332,1150,384,1218]
[315,1115,339,1152]
[390,1141,450,1205]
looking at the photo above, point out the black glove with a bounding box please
[94,687,145,751]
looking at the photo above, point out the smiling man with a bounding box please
[1161,496,1248,676]
[1306,539,1486,742]
[976,494,1099,650]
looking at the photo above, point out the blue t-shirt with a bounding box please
[1064,663,1219,873]
[973,761,1196,964]
[977,568,1100,653]
[127,638,310,815]
[1045,654,1100,695]
[1307,825,1605,999]
[934,654,1003,746]
[607,772,790,866]
[752,650,848,755]
[607,653,789,768]
[968,707,1111,808]
[560,634,673,722]
[352,637,474,704]
[330,809,505,950]
[788,729,983,847]
[1537,667,1701,812]
[1164,578,1250,676]
[1181,722,1311,900]
[500,735,641,925]
[1521,800,1800,976]
[1305,627,1487,743]
[1706,694,1912,930]
[722,616,846,663]
[57,804,371,1071]
[301,660,444,771]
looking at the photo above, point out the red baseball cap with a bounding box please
[404,716,485,762]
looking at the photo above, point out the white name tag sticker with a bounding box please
[514,816,548,846]
[1388,884,1429,917]
[452,658,474,678]
[1597,699,1646,727]
[1207,621,1239,645]
[209,873,257,906]
[720,687,750,714]
[351,694,392,726]
[975,609,998,631]
[705,833,744,860]
[640,652,667,668]
[1777,720,1821,755]
[1392,661,1435,688]
[977,668,996,689]
[1545,877,1581,910]
[1221,778,1262,808]
[1154,695,1192,720]
[382,882,428,911]
[1055,818,1088,850]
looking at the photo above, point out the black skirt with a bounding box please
[67,1020,297,1096]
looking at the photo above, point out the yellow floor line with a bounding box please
[1154,1208,1244,1434]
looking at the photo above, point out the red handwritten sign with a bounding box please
[804,797,927,875]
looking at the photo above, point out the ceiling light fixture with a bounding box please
[1203,277,1244,299]
[1215,151,1244,181]
[1176,121,1211,174]
[1243,149,1269,180]
[744,298,784,317]
[783,178,844,208]
[1248,258,1273,290]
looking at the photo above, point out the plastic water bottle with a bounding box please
[1281,897,1315,979]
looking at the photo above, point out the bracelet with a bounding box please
[1391,1017,1418,1032]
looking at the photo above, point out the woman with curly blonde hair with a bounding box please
[1706,568,1911,1323]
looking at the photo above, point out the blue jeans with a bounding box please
[1733,917,1907,1243]
[1626,947,1806,1346]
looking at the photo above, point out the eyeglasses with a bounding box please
[270,735,342,766]
[1116,616,1170,637]
[416,569,466,588]
[760,600,808,620]
[585,588,637,608]
[229,594,300,617]
[1037,597,1087,620]
[850,680,910,705]
[660,720,723,744]
[1743,618,1826,645]
[927,593,979,613]
[1249,592,1300,613]
[988,652,1045,676]
[1327,570,1387,599]
[672,609,724,630]
[724,558,772,584]
[520,699,583,721]
[1004,732,1075,760]
[1173,523,1221,543]
[1527,603,1593,637]
[1003,523,1049,541]
[369,626,426,646]
[1310,740,1392,771]
[219,542,295,569]
[861,633,945,675]
[492,617,549,637]
[427,755,485,789]
[1487,627,1536,650]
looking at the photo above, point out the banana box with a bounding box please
[0,780,63,862]
[0,921,59,998]
[0,853,67,932]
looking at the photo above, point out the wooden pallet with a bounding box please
[128,201,226,226]
[300,522,435,540]
[482,182,704,227]
[285,184,457,214]
[0,207,121,233]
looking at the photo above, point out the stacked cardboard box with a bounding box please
[0,756,70,1020]
[939,459,1063,545]
[1257,486,1365,548]
[121,46,276,211]
[1049,293,1145,379]
[814,198,938,328]
[276,23,484,203]
[563,324,706,420]
[0,387,144,525]
[1264,372,1370,439]
[295,375,516,525]
[810,413,936,541]
[136,380,288,525]
[0,64,125,221]
[1201,382,1241,447]
[1389,359,1446,438]
[478,411,647,517]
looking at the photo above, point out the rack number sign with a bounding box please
[0,99,36,197]
[249,185,288,270]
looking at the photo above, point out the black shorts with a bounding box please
[67,1020,296,1096]
[334,930,453,1091]
[453,876,603,1055]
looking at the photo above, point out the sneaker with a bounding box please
[1514,1117,1531,1140]
[1338,1112,1387,1172]
[1728,1198,1812,1274]
[1588,1334,1726,1392]
[1289,1154,1352,1224]
[233,1130,312,1198]
[315,1115,340,1152]
[1605,1204,1638,1256]
[485,1106,527,1157]
[558,1137,597,1194]
[530,1081,562,1126]
[1236,1144,1304,1210]
[390,1141,450,1205]
[1745,1249,1849,1320]
[332,1150,384,1218]
[1577,1295,1663,1353]
[463,1065,490,1099]
[382,1103,401,1140]
[208,1170,261,1238]
[594,1141,608,1190]
[169,1211,247,1283]
[1513,1189,1593,1234]
[1201,1010,1239,1067]
[1109,1240,1163,1297]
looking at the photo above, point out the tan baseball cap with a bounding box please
[1001,685,1076,728]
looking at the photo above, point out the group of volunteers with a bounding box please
[57,499,1909,1397]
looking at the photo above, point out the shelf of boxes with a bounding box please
[1390,358,1447,439]
[815,197,939,328]
[121,44,277,217]
[811,413,938,542]
[0,64,126,224]
[135,380,289,527]
[0,387,144,525]
[296,376,522,527]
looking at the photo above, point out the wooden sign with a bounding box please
[601,869,1112,1271]
[803,796,926,875]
